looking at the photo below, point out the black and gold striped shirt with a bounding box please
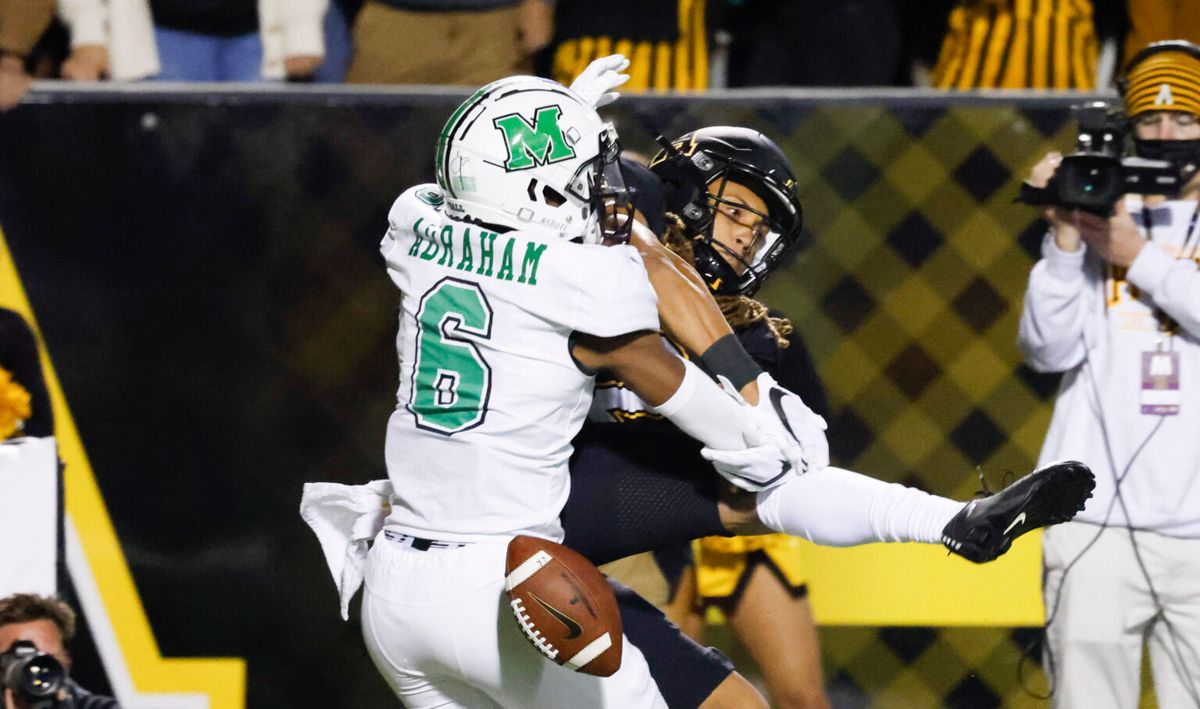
[550,0,708,91]
[933,0,1098,89]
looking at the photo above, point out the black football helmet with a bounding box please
[649,126,805,296]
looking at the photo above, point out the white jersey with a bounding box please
[1019,196,1200,537]
[380,185,660,542]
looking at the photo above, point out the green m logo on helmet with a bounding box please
[492,105,577,171]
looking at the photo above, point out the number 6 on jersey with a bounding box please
[409,277,494,434]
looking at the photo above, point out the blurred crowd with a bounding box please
[0,0,1196,109]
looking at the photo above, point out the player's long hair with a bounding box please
[663,215,792,348]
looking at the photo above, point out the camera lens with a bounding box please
[1059,155,1121,211]
[5,654,66,699]
[1083,168,1101,192]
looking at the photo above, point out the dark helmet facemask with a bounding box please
[566,125,635,244]
[650,127,804,297]
[692,167,798,295]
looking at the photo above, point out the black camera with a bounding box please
[1019,102,1186,214]
[0,640,67,706]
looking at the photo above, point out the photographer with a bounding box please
[0,594,118,709]
[1019,41,1200,708]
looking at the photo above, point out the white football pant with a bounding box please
[361,533,668,708]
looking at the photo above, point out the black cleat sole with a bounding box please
[942,460,1095,563]
[1016,460,1094,529]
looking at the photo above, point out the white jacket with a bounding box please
[56,0,327,80]
[1018,196,1200,537]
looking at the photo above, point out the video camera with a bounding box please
[1017,101,1188,214]
[0,640,66,707]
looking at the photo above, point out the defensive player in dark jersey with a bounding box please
[561,123,1094,708]
[656,143,829,708]
[565,130,829,707]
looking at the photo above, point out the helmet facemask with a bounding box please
[564,125,636,244]
[694,168,799,297]
[650,127,804,297]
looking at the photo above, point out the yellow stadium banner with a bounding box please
[803,536,1043,627]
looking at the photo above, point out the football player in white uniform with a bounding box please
[361,74,799,708]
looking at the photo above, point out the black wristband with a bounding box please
[697,333,763,391]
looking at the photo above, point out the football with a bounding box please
[504,535,623,677]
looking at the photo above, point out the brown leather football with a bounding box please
[504,535,623,677]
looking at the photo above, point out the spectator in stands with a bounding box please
[546,0,707,91]
[346,0,550,85]
[716,0,901,87]
[0,0,54,110]
[56,0,156,81]
[0,593,118,708]
[314,0,355,83]
[933,0,1099,89]
[0,308,50,439]
[56,0,328,82]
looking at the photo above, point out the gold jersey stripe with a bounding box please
[672,0,692,91]
[628,40,653,91]
[595,35,613,63]
[551,38,705,91]
[1008,0,1033,87]
[549,0,708,92]
[935,0,1096,89]
[690,0,707,90]
[980,7,1013,87]
[653,41,671,89]
[1030,0,1050,87]
[1070,9,1091,88]
[960,7,991,88]
[935,7,963,86]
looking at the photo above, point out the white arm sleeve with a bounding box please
[649,359,746,451]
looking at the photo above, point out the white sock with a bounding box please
[754,466,966,545]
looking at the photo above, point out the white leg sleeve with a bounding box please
[754,466,965,546]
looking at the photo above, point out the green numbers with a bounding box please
[409,278,494,435]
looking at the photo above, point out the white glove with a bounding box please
[569,54,631,108]
[701,441,798,492]
[699,376,803,492]
[750,372,829,474]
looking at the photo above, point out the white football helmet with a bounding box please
[435,75,629,244]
